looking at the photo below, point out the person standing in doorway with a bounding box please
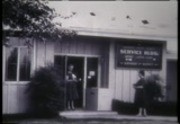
[133,70,147,116]
[66,64,79,110]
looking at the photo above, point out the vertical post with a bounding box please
[64,56,68,110]
[17,48,20,82]
[162,42,167,101]
[108,41,116,97]
[97,57,101,88]
[65,56,67,79]
[32,39,36,74]
[3,46,5,82]
[83,57,87,109]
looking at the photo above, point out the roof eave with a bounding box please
[69,27,176,42]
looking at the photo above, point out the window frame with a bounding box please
[3,45,32,84]
[54,53,101,88]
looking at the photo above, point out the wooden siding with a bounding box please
[54,37,110,88]
[54,37,106,56]
[35,41,55,68]
[3,85,8,113]
[3,84,29,114]
[108,41,165,103]
[36,41,45,68]
[3,36,168,113]
[3,37,110,114]
[3,37,33,114]
[45,42,54,65]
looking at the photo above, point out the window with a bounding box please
[54,55,66,79]
[5,47,18,81]
[5,46,31,81]
[86,58,98,88]
[19,48,31,81]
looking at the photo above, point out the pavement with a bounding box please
[59,110,178,122]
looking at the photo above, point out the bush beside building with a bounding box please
[112,99,177,116]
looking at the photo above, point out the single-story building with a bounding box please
[3,1,177,114]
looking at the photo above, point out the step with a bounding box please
[59,111,178,122]
[59,110,118,119]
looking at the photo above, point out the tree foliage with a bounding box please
[2,0,76,43]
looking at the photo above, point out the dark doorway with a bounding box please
[86,58,98,88]
[54,55,99,109]
[54,56,84,108]
[67,57,84,108]
[166,60,177,102]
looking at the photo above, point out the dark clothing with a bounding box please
[134,78,147,108]
[66,73,79,101]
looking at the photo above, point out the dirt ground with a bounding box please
[3,118,178,124]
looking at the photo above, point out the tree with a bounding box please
[2,0,76,45]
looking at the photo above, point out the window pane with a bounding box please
[5,47,18,81]
[19,48,31,81]
[86,58,98,88]
[54,55,66,79]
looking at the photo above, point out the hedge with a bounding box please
[112,99,177,116]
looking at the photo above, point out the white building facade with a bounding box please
[3,1,177,114]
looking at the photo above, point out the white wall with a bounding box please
[108,39,167,103]
[3,37,34,114]
[166,38,178,54]
[3,36,177,113]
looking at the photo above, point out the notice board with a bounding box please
[115,41,163,69]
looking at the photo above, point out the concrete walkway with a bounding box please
[59,110,178,122]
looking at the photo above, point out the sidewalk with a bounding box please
[59,110,178,122]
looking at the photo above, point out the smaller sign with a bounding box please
[89,71,95,76]
[115,41,163,69]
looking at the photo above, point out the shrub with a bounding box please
[112,99,177,116]
[147,101,177,116]
[26,64,65,117]
[112,100,137,115]
[145,74,165,102]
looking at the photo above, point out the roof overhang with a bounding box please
[48,1,177,41]
[69,27,175,42]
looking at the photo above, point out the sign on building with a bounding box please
[115,41,163,69]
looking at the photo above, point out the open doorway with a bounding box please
[54,56,84,109]
[54,55,99,110]
[67,57,84,108]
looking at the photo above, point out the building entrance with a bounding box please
[67,57,84,108]
[54,55,99,109]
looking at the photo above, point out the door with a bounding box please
[86,58,99,88]
[85,57,99,110]
[54,55,99,109]
[166,60,177,102]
